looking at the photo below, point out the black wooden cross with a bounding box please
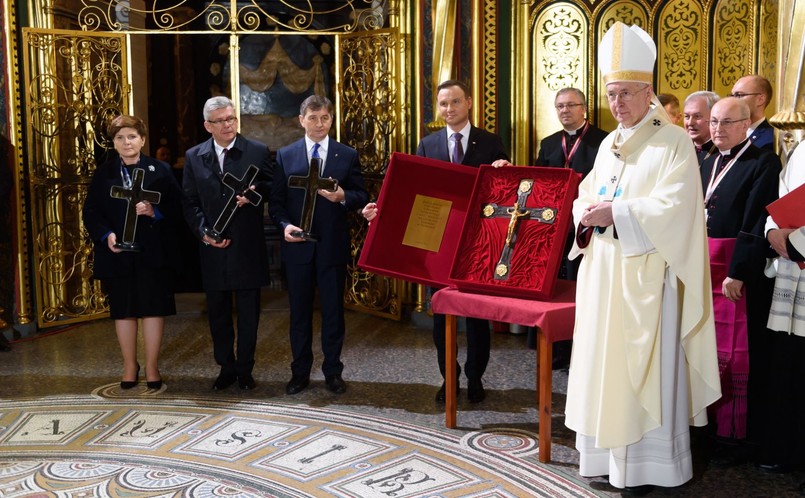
[480,179,556,280]
[287,157,338,242]
[203,164,263,242]
[109,167,162,252]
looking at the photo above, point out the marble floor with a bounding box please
[1,291,803,497]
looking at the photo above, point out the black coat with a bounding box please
[701,143,781,281]
[416,125,509,166]
[535,123,608,178]
[182,135,273,291]
[82,153,182,280]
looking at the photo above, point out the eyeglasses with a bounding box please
[727,92,761,98]
[207,116,238,126]
[708,118,747,128]
[555,103,584,110]
[606,86,649,102]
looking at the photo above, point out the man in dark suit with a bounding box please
[700,96,780,467]
[183,96,273,391]
[416,79,510,404]
[269,95,368,396]
[535,87,607,179]
[730,75,775,151]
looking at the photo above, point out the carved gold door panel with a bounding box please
[516,0,778,164]
[22,28,129,326]
[339,28,406,320]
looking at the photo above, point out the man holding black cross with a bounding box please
[183,96,273,391]
[269,95,368,395]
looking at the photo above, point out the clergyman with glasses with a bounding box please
[182,96,274,392]
[564,22,720,494]
[699,96,781,468]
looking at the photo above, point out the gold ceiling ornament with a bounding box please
[77,0,383,33]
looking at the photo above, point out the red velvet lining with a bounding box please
[358,152,478,287]
[449,166,579,299]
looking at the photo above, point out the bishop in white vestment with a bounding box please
[564,22,721,491]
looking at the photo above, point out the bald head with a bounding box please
[709,97,751,152]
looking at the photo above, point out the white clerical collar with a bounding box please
[565,122,587,135]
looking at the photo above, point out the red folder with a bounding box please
[766,181,805,268]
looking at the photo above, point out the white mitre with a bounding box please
[598,22,656,84]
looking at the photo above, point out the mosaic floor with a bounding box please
[0,386,597,497]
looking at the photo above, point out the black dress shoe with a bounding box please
[756,462,795,474]
[146,379,163,390]
[622,484,655,496]
[325,375,347,394]
[285,376,310,395]
[238,374,256,390]
[797,481,805,495]
[467,378,486,403]
[434,381,460,403]
[213,373,237,390]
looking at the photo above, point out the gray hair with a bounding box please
[684,91,720,110]
[555,87,586,104]
[299,95,333,116]
[203,96,235,121]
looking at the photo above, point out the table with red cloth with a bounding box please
[430,280,576,463]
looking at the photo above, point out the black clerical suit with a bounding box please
[416,125,509,383]
[535,122,607,280]
[695,140,717,166]
[535,122,608,177]
[182,134,273,380]
[269,137,368,379]
[700,140,780,443]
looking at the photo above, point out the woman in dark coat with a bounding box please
[82,115,182,390]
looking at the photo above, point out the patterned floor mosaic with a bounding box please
[0,384,599,497]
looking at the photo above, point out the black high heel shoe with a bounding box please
[146,370,162,390]
[120,364,140,389]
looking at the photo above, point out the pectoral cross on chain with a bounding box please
[287,157,338,242]
[480,179,556,280]
[110,167,161,252]
[204,164,263,243]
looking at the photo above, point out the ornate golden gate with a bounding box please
[19,1,407,327]
[22,28,129,326]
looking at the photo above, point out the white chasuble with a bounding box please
[565,107,721,488]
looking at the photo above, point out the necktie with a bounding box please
[311,142,323,174]
[220,147,228,173]
[451,132,464,164]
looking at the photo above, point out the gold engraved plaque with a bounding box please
[496,263,509,276]
[542,208,555,221]
[402,195,453,252]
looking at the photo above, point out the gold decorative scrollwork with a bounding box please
[339,29,400,174]
[539,6,583,91]
[659,0,700,91]
[759,0,778,87]
[714,0,753,87]
[480,0,497,131]
[339,28,403,319]
[23,29,127,326]
[78,1,384,33]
